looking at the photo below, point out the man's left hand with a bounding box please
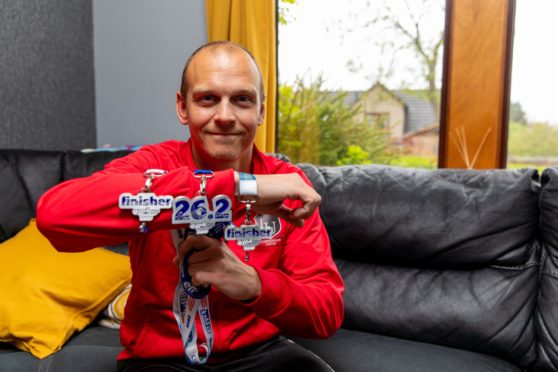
[173,234,262,302]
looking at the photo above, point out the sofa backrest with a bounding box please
[537,167,558,372]
[0,150,132,240]
[0,150,65,241]
[299,163,540,368]
[0,150,65,212]
[63,150,132,181]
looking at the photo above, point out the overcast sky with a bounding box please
[279,0,558,125]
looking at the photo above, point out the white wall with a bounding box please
[93,0,207,148]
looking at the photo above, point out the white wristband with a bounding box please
[238,172,258,197]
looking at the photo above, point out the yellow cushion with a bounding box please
[0,219,131,359]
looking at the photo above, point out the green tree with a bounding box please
[278,76,392,165]
[278,0,296,26]
[340,0,445,117]
[508,121,558,157]
[336,145,371,165]
[509,102,527,125]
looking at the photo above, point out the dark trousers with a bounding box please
[117,336,333,372]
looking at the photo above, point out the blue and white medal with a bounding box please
[224,201,273,261]
[172,170,232,234]
[118,169,172,233]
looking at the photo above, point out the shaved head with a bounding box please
[180,41,265,102]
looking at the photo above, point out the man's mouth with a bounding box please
[207,132,243,137]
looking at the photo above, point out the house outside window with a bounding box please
[278,0,445,168]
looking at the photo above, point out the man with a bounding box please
[37,41,344,371]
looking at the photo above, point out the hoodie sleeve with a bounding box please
[243,166,344,339]
[36,148,234,252]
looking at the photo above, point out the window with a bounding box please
[278,0,445,168]
[365,113,389,129]
[507,0,558,171]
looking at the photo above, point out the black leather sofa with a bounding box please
[1,149,557,372]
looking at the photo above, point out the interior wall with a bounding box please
[0,0,96,151]
[93,0,207,148]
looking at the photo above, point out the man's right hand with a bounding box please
[251,173,321,227]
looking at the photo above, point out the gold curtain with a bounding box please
[205,0,277,152]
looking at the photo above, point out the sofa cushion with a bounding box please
[0,325,121,371]
[0,220,131,359]
[335,254,539,367]
[65,325,121,347]
[0,156,32,242]
[299,164,540,367]
[537,167,558,372]
[0,345,121,372]
[293,328,522,372]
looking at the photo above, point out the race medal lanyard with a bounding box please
[171,170,232,365]
[118,169,172,233]
[224,172,273,261]
[171,231,213,365]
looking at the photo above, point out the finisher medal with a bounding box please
[224,201,273,261]
[118,169,172,233]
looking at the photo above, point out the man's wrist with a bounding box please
[240,265,262,303]
[234,171,240,195]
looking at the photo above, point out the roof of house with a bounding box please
[393,91,438,133]
[342,90,365,107]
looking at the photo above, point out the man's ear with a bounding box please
[257,103,265,126]
[176,91,189,125]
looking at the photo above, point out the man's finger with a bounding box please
[177,234,212,265]
[179,234,211,252]
[290,198,320,220]
[271,204,305,228]
[190,270,213,287]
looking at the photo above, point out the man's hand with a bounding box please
[173,234,261,302]
[252,173,321,227]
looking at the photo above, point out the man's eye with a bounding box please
[200,95,216,102]
[194,94,217,105]
[235,95,254,105]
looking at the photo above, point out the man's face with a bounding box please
[177,48,265,168]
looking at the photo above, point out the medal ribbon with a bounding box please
[172,241,213,365]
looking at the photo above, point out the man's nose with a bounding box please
[214,100,235,125]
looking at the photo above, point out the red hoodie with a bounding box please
[37,140,344,361]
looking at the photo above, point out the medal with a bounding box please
[172,170,232,234]
[118,169,172,233]
[224,200,273,261]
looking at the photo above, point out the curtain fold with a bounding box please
[205,0,277,153]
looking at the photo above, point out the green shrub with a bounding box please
[389,156,436,169]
